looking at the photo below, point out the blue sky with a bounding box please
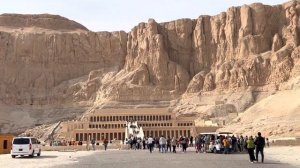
[1,0,288,32]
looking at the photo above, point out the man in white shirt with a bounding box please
[147,136,154,153]
[159,135,167,153]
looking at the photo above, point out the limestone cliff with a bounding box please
[1,1,300,137]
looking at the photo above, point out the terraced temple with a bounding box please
[59,108,216,141]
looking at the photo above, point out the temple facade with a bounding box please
[60,108,199,142]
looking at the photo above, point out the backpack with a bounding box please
[255,137,265,147]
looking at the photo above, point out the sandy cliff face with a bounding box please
[0,15,127,105]
[0,14,127,132]
[102,2,299,102]
[1,1,300,136]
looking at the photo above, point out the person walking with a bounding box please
[142,138,146,149]
[266,138,270,147]
[244,136,248,151]
[132,137,137,150]
[128,137,133,149]
[86,137,90,151]
[103,138,108,151]
[195,136,202,153]
[166,136,171,152]
[239,136,244,152]
[254,132,265,163]
[91,138,96,151]
[181,136,187,153]
[223,138,230,154]
[190,136,194,147]
[171,137,177,153]
[246,136,256,163]
[231,135,237,152]
[148,136,154,153]
[137,138,141,150]
[204,135,210,152]
[159,135,167,153]
[178,136,183,150]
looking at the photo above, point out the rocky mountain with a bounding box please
[1,1,300,138]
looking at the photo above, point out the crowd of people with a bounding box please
[126,132,268,164]
[125,135,194,153]
[53,131,268,164]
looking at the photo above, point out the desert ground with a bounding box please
[0,146,299,168]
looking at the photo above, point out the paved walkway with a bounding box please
[0,148,297,168]
[63,149,296,168]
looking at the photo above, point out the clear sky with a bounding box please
[1,0,288,32]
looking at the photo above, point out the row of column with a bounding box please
[89,122,175,129]
[143,129,191,138]
[89,124,126,129]
[90,115,172,122]
[75,132,126,141]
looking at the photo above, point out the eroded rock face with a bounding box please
[0,14,88,31]
[0,28,127,105]
[1,1,300,134]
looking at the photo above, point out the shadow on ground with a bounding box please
[14,155,58,159]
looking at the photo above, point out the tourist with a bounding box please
[254,132,265,163]
[128,137,133,149]
[246,136,256,163]
[145,137,148,149]
[86,139,90,151]
[171,137,177,153]
[148,136,154,153]
[214,138,221,153]
[239,136,244,152]
[132,137,137,150]
[195,136,202,153]
[136,138,141,150]
[190,136,194,147]
[227,135,232,152]
[166,136,171,152]
[155,137,160,151]
[142,137,147,149]
[159,135,167,153]
[204,135,210,152]
[178,135,183,149]
[103,138,108,151]
[91,138,96,151]
[266,138,269,147]
[223,137,230,154]
[181,136,187,153]
[244,136,248,150]
[231,135,237,152]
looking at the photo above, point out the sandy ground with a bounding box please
[0,147,299,168]
[265,146,300,167]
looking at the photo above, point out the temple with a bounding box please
[59,108,217,142]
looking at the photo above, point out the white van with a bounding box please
[11,137,41,158]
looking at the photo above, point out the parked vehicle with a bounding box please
[11,137,41,158]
